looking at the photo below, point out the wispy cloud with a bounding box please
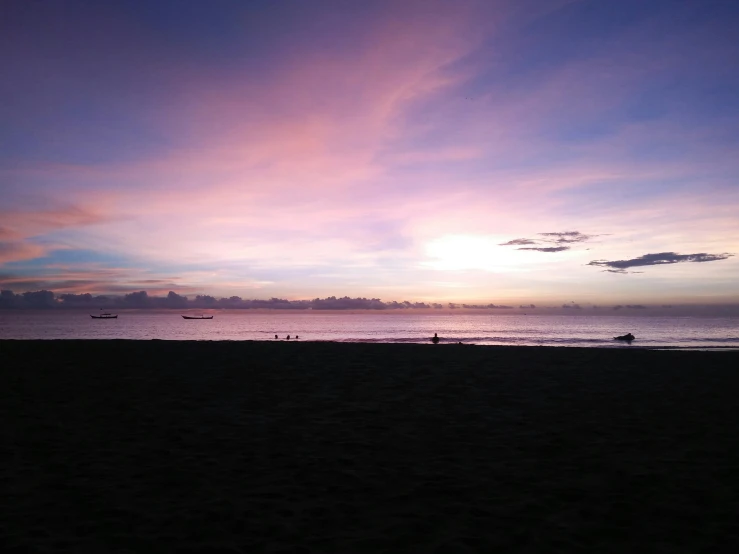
[499,238,537,246]
[518,246,570,253]
[0,205,111,265]
[0,206,108,235]
[0,242,47,264]
[499,231,599,253]
[538,231,597,244]
[0,227,20,240]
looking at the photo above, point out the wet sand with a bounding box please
[1,340,738,553]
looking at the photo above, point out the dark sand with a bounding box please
[1,341,738,553]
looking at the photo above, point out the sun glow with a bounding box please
[424,235,553,272]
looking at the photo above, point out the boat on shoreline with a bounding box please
[182,315,213,320]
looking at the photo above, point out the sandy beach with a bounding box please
[1,340,738,553]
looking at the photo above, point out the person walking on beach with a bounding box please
[431,333,440,344]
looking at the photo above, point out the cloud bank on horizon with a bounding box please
[1,0,738,305]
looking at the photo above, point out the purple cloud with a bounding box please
[499,238,537,246]
[518,246,570,252]
[589,252,733,272]
[538,231,597,244]
[500,231,598,253]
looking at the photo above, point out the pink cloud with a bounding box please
[0,204,117,265]
[0,241,47,264]
[0,205,110,237]
[0,226,20,241]
[0,263,201,295]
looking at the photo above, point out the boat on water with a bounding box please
[91,313,117,319]
[182,315,213,320]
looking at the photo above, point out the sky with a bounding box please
[1,0,738,307]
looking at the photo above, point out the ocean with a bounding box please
[1,311,738,348]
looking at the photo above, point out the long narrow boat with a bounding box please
[91,313,118,319]
[182,315,213,320]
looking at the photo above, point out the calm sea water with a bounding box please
[0,312,738,348]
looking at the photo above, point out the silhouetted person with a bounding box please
[296,335,299,339]
[286,335,291,340]
[431,332,440,344]
[275,334,278,339]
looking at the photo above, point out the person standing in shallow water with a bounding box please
[431,333,440,344]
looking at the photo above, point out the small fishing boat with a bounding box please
[91,312,117,319]
[182,315,213,320]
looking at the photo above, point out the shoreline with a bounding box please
[3,340,738,551]
[2,338,738,350]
